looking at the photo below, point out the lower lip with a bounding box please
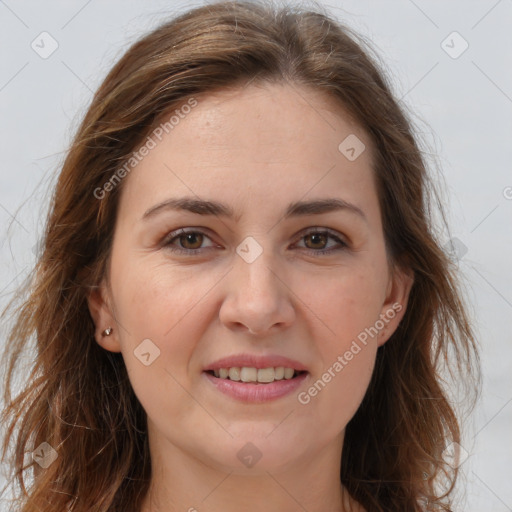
[203,371,308,403]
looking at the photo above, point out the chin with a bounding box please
[201,428,306,474]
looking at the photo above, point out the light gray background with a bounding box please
[0,1,511,510]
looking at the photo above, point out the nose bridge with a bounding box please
[219,235,294,334]
[234,235,280,300]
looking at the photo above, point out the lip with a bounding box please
[203,354,308,372]
[203,370,309,403]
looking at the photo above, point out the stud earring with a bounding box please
[101,327,113,337]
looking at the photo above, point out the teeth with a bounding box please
[274,366,284,380]
[257,367,275,383]
[284,367,295,379]
[211,366,300,383]
[228,367,241,381]
[240,367,257,382]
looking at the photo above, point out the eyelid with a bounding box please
[292,227,349,254]
[161,226,349,255]
[298,227,348,245]
[160,227,218,250]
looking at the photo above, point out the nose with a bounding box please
[218,245,295,336]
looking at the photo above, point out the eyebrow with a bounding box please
[142,196,367,223]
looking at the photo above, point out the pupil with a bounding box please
[308,233,326,249]
[183,233,202,249]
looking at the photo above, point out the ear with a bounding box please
[377,265,414,347]
[87,280,122,353]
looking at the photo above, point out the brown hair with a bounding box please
[1,1,479,511]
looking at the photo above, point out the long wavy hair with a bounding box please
[1,1,479,511]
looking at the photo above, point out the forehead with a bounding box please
[117,82,377,222]
[169,82,369,164]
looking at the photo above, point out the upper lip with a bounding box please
[204,354,308,372]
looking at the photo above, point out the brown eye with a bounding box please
[295,229,348,256]
[178,232,203,250]
[162,229,216,254]
[303,232,329,250]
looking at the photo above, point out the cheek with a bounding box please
[295,265,386,346]
[292,267,383,431]
[111,250,218,340]
[110,261,220,423]
[109,254,210,385]
[298,345,376,443]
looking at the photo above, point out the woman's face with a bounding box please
[90,82,411,474]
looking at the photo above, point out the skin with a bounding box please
[89,81,413,512]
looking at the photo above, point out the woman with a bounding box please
[0,1,479,511]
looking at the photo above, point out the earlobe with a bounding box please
[377,266,414,347]
[87,282,122,353]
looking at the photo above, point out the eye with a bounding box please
[294,228,348,256]
[161,227,348,256]
[162,228,217,255]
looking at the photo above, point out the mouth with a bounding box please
[202,358,309,402]
[202,354,309,402]
[204,367,307,384]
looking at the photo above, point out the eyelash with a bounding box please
[161,227,348,256]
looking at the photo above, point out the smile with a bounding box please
[203,369,308,402]
[208,366,302,383]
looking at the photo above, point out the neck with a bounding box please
[140,422,360,512]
